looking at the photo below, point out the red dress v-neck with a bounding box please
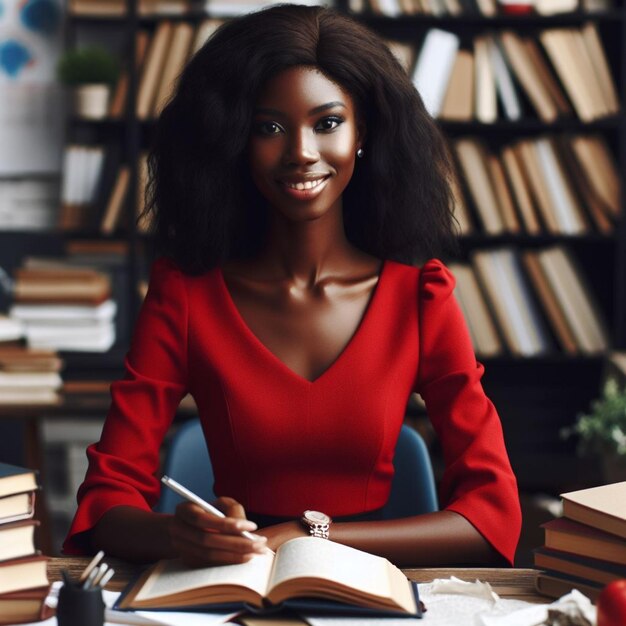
[64,256,521,564]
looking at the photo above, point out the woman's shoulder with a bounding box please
[385,258,455,298]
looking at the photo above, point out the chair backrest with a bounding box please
[155,420,438,517]
[154,419,215,513]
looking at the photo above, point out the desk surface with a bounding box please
[48,558,546,604]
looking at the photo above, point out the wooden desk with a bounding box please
[47,557,546,603]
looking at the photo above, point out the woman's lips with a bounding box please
[277,175,330,200]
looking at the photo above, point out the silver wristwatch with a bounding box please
[301,510,332,539]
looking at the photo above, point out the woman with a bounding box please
[64,3,521,567]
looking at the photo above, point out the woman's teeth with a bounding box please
[284,178,327,190]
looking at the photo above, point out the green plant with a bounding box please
[57,46,119,86]
[561,378,626,458]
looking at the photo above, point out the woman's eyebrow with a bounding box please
[253,101,347,116]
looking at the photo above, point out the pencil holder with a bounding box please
[57,581,105,626]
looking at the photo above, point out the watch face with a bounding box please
[304,510,331,524]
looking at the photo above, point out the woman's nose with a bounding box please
[283,129,319,165]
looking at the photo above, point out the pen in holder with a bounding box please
[57,552,113,626]
[57,576,105,626]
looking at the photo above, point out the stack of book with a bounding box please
[0,347,63,406]
[535,481,626,602]
[9,262,117,353]
[0,462,50,625]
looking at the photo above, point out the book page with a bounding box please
[135,553,274,603]
[268,537,399,602]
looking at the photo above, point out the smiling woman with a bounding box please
[248,66,363,223]
[63,4,522,571]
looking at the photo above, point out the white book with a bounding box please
[377,0,403,16]
[0,389,59,405]
[25,321,115,342]
[412,29,460,118]
[474,36,497,124]
[498,249,550,355]
[28,326,116,352]
[490,251,537,356]
[534,0,577,14]
[534,138,585,235]
[10,299,117,322]
[0,315,23,341]
[60,145,76,206]
[86,146,105,205]
[0,371,63,389]
[488,36,522,121]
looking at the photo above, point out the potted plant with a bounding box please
[562,378,626,483]
[57,46,119,119]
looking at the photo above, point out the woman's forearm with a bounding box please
[330,510,504,567]
[90,506,178,562]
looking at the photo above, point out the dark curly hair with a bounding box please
[143,3,457,274]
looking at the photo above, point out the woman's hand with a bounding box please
[168,496,268,567]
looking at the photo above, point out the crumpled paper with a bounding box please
[430,576,500,604]
[421,577,596,626]
[478,589,595,626]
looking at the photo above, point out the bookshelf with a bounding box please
[1,0,625,544]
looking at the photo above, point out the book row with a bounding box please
[451,245,608,357]
[534,481,626,602]
[406,23,619,122]
[68,0,614,19]
[451,134,619,237]
[98,19,619,124]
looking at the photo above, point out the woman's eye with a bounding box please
[255,122,282,135]
[316,116,344,132]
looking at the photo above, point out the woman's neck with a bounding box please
[260,209,359,285]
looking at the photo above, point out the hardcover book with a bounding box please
[117,537,422,617]
[561,481,626,539]
[0,463,39,499]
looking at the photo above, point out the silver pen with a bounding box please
[161,475,274,554]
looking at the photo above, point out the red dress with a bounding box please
[64,257,522,564]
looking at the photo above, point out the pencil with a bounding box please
[79,550,105,583]
[161,475,274,555]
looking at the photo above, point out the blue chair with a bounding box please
[155,420,438,517]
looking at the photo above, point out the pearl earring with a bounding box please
[356,148,364,158]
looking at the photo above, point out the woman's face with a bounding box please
[247,65,365,223]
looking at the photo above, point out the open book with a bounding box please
[117,537,421,617]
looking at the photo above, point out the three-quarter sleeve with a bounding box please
[63,257,189,555]
[415,259,522,565]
